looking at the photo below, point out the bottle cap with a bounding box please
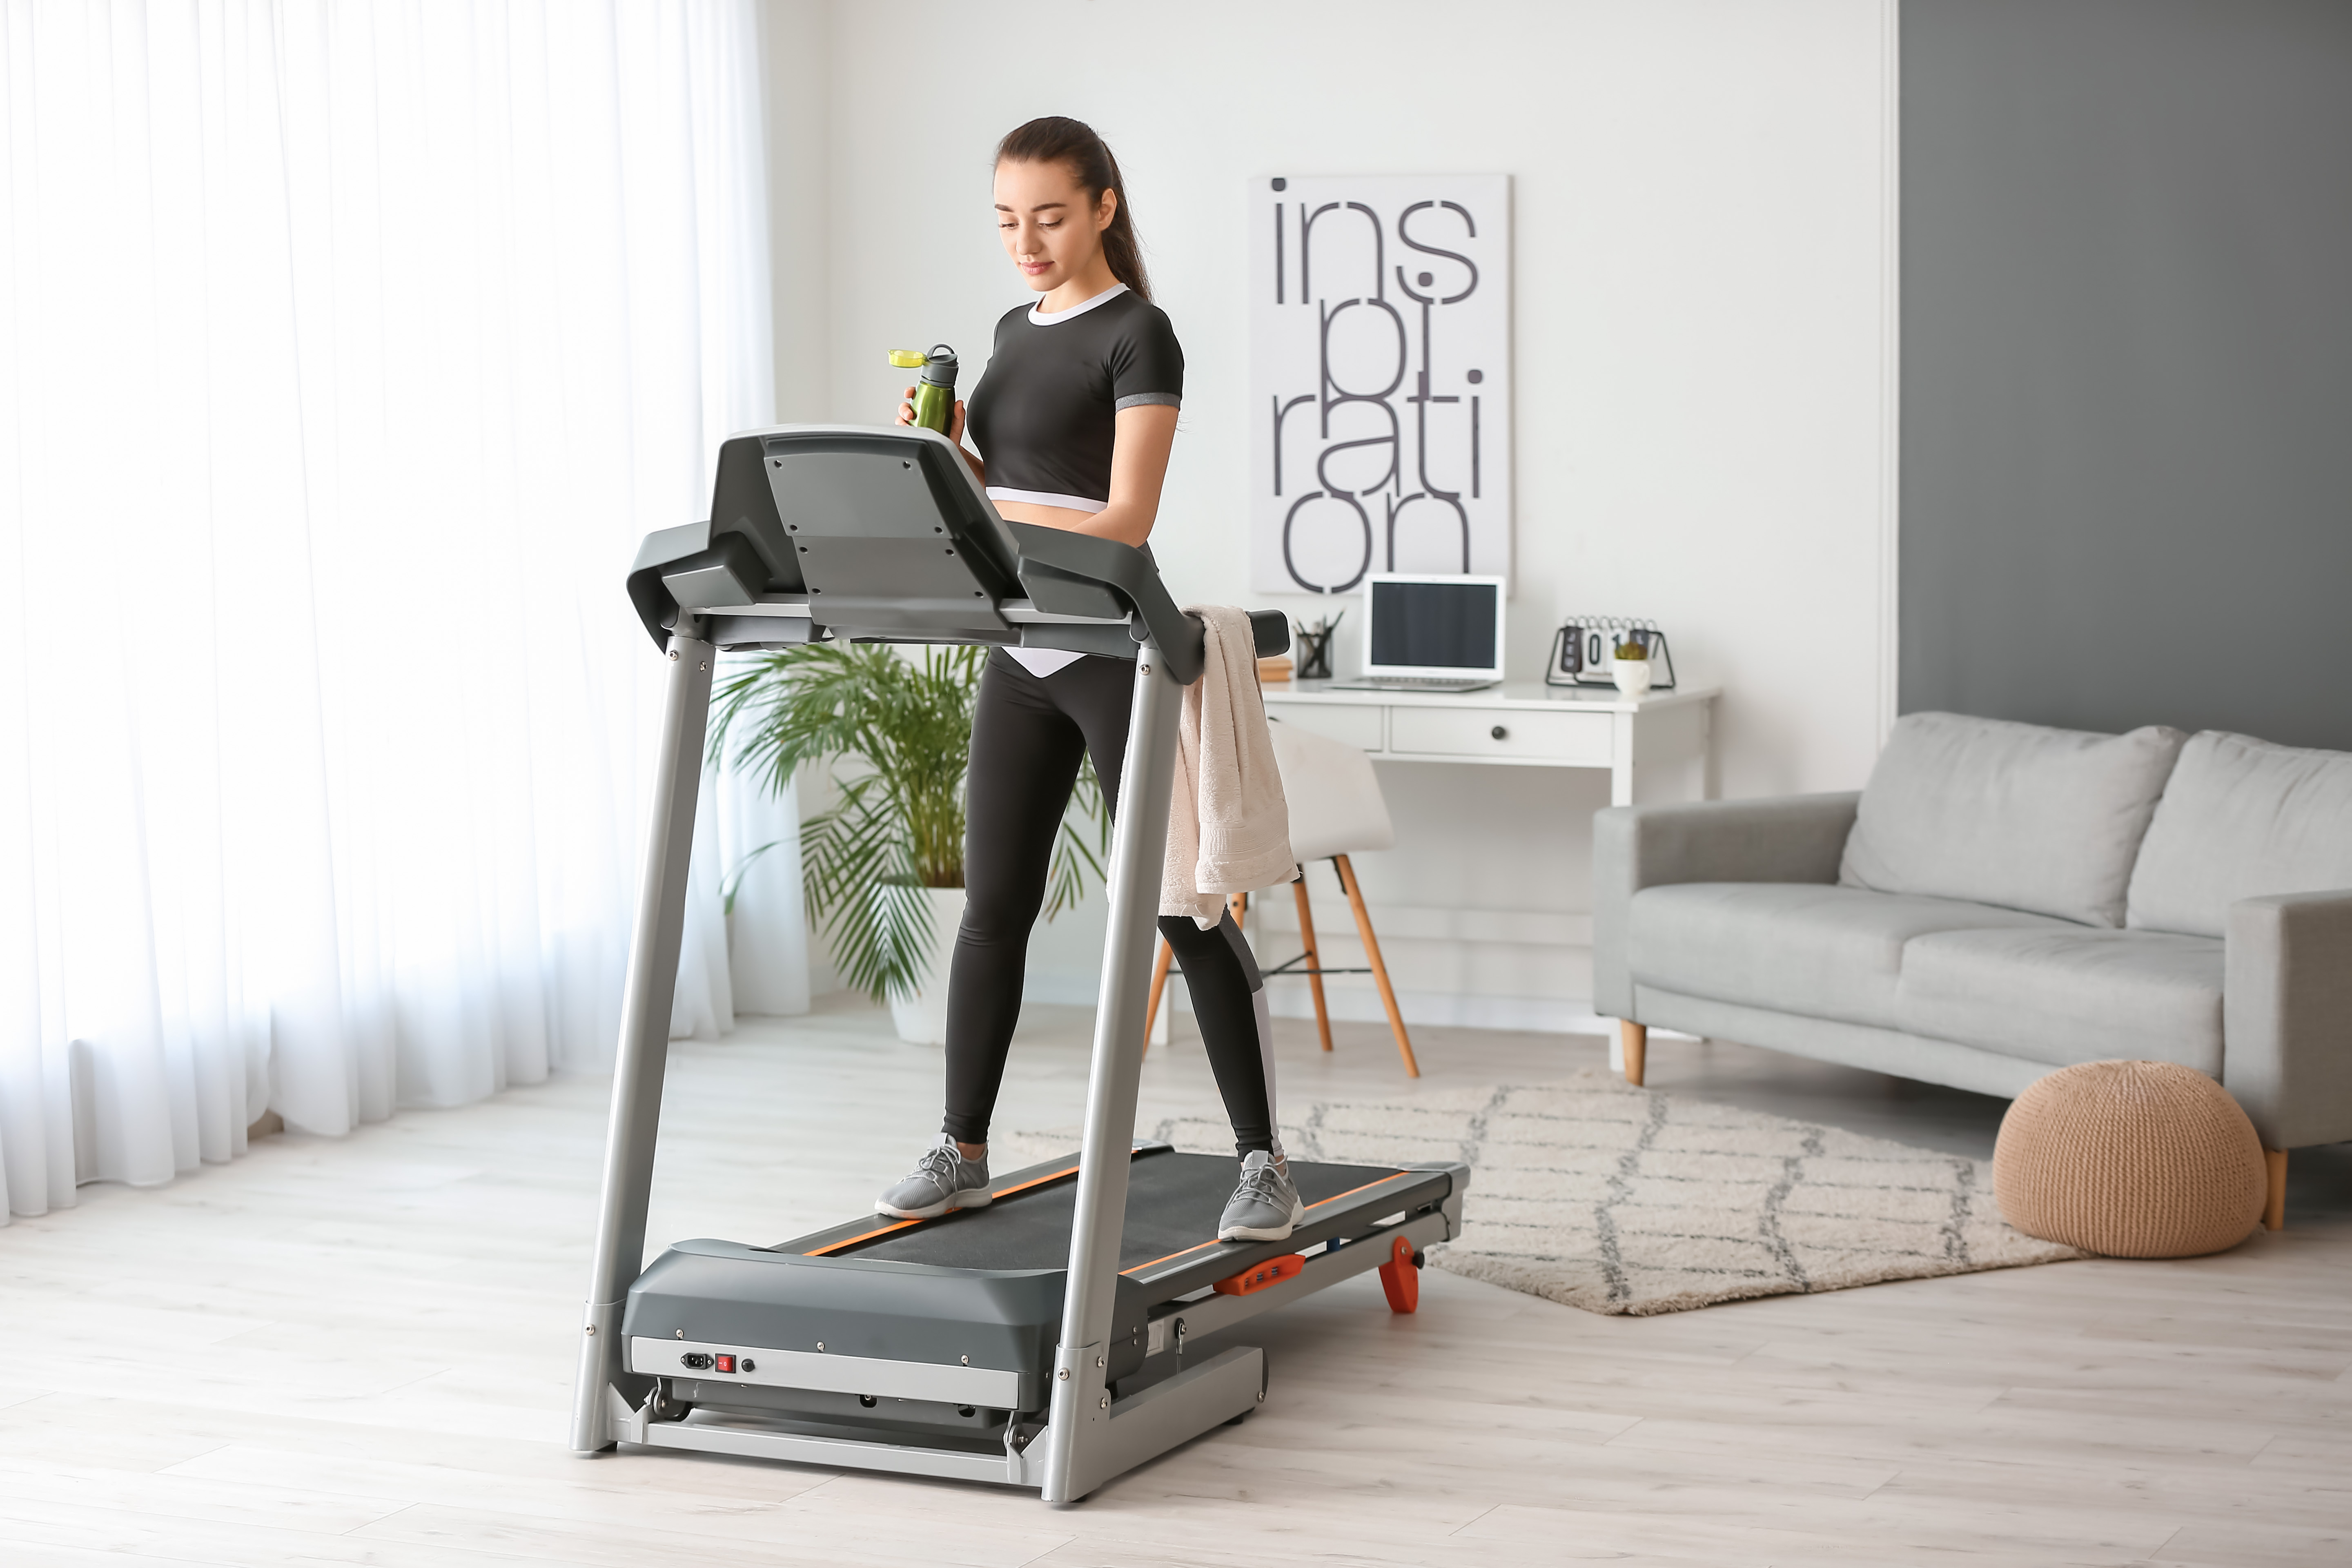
[918,344,958,387]
[887,350,926,368]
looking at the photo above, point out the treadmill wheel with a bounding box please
[1377,1236,1421,1315]
[650,1386,695,1423]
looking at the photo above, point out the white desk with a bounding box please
[1262,680,1719,806]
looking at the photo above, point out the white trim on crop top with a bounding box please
[986,485,1108,514]
[1003,648,1088,678]
[1026,281,1128,326]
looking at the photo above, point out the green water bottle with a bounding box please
[889,344,959,436]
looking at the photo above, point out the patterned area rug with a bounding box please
[1014,1071,2079,1316]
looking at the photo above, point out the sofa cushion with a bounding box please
[1895,927,2224,1074]
[1628,883,2075,1030]
[2126,731,2352,938]
[1839,712,2186,927]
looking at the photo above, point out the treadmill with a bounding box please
[569,424,1468,1503]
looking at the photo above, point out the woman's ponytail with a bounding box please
[995,116,1151,303]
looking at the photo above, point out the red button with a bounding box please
[714,1354,735,1373]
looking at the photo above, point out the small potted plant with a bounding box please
[1611,636,1653,697]
[710,644,1108,1043]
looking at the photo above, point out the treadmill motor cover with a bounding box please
[622,1242,1154,1405]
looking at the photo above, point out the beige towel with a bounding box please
[1161,606,1296,927]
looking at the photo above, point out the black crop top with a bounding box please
[963,284,1182,512]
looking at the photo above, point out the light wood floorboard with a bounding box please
[2,997,2348,1566]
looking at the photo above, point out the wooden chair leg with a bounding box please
[1143,937,1173,1058]
[1293,872,1333,1053]
[1334,854,1419,1078]
[1619,1020,1648,1088]
[2264,1146,2287,1232]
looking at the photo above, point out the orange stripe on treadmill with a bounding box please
[993,1162,1082,1200]
[801,1163,1086,1257]
[803,1218,920,1256]
[1120,1171,1412,1276]
[1304,1173,1411,1213]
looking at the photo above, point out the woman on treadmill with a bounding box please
[875,117,1300,1245]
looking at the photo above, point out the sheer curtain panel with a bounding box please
[0,0,788,1220]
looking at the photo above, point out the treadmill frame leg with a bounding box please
[570,616,715,1453]
[1040,641,1250,1503]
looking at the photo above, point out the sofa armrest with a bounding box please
[2225,889,2352,1150]
[1592,793,1861,1020]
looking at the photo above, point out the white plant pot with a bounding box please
[1612,658,1654,698]
[888,886,967,1046]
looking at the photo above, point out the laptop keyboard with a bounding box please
[1327,675,1498,691]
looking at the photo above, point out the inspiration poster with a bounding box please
[1248,174,1512,595]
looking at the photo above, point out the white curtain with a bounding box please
[0,0,800,1220]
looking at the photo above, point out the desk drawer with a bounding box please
[1263,701,1384,752]
[1388,706,1612,764]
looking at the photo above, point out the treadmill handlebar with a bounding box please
[625,423,1288,684]
[999,520,1203,683]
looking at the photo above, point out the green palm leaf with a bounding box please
[710,641,1113,1003]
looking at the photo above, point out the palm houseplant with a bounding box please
[711,643,1110,1043]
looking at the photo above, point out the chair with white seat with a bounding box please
[1145,719,1420,1077]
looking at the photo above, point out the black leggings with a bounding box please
[943,651,1278,1158]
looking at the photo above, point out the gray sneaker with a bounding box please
[876,1138,992,1219]
[1218,1150,1304,1242]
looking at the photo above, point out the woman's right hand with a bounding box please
[895,388,970,446]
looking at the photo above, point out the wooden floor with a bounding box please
[4,999,2349,1567]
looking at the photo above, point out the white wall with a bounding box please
[761,0,1896,1029]
[760,0,832,422]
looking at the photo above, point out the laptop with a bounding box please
[1324,573,1507,693]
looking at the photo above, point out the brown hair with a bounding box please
[994,117,1151,303]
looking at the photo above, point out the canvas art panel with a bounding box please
[1249,174,1512,595]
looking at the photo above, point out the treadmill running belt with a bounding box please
[815,1152,1402,1274]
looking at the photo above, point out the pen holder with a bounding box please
[1292,618,1338,681]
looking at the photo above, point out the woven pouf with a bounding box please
[1993,1060,2267,1258]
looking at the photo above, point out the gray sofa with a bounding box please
[1594,713,2352,1225]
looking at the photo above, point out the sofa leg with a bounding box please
[1619,1020,1647,1088]
[2263,1147,2287,1232]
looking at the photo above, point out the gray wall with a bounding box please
[1900,0,2352,750]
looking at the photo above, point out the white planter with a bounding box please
[1612,658,1654,698]
[888,886,967,1046]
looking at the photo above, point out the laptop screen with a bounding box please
[1367,578,1502,674]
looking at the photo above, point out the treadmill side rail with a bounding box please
[613,1345,1261,1498]
[638,1414,1048,1489]
[1085,1345,1264,1490]
[1143,1207,1454,1355]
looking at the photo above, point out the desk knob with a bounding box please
[1490,725,1508,741]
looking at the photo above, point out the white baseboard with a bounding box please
[1255,984,1609,1036]
[1021,969,1694,1041]
[1016,898,1657,1038]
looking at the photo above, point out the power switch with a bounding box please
[714,1354,736,1374]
